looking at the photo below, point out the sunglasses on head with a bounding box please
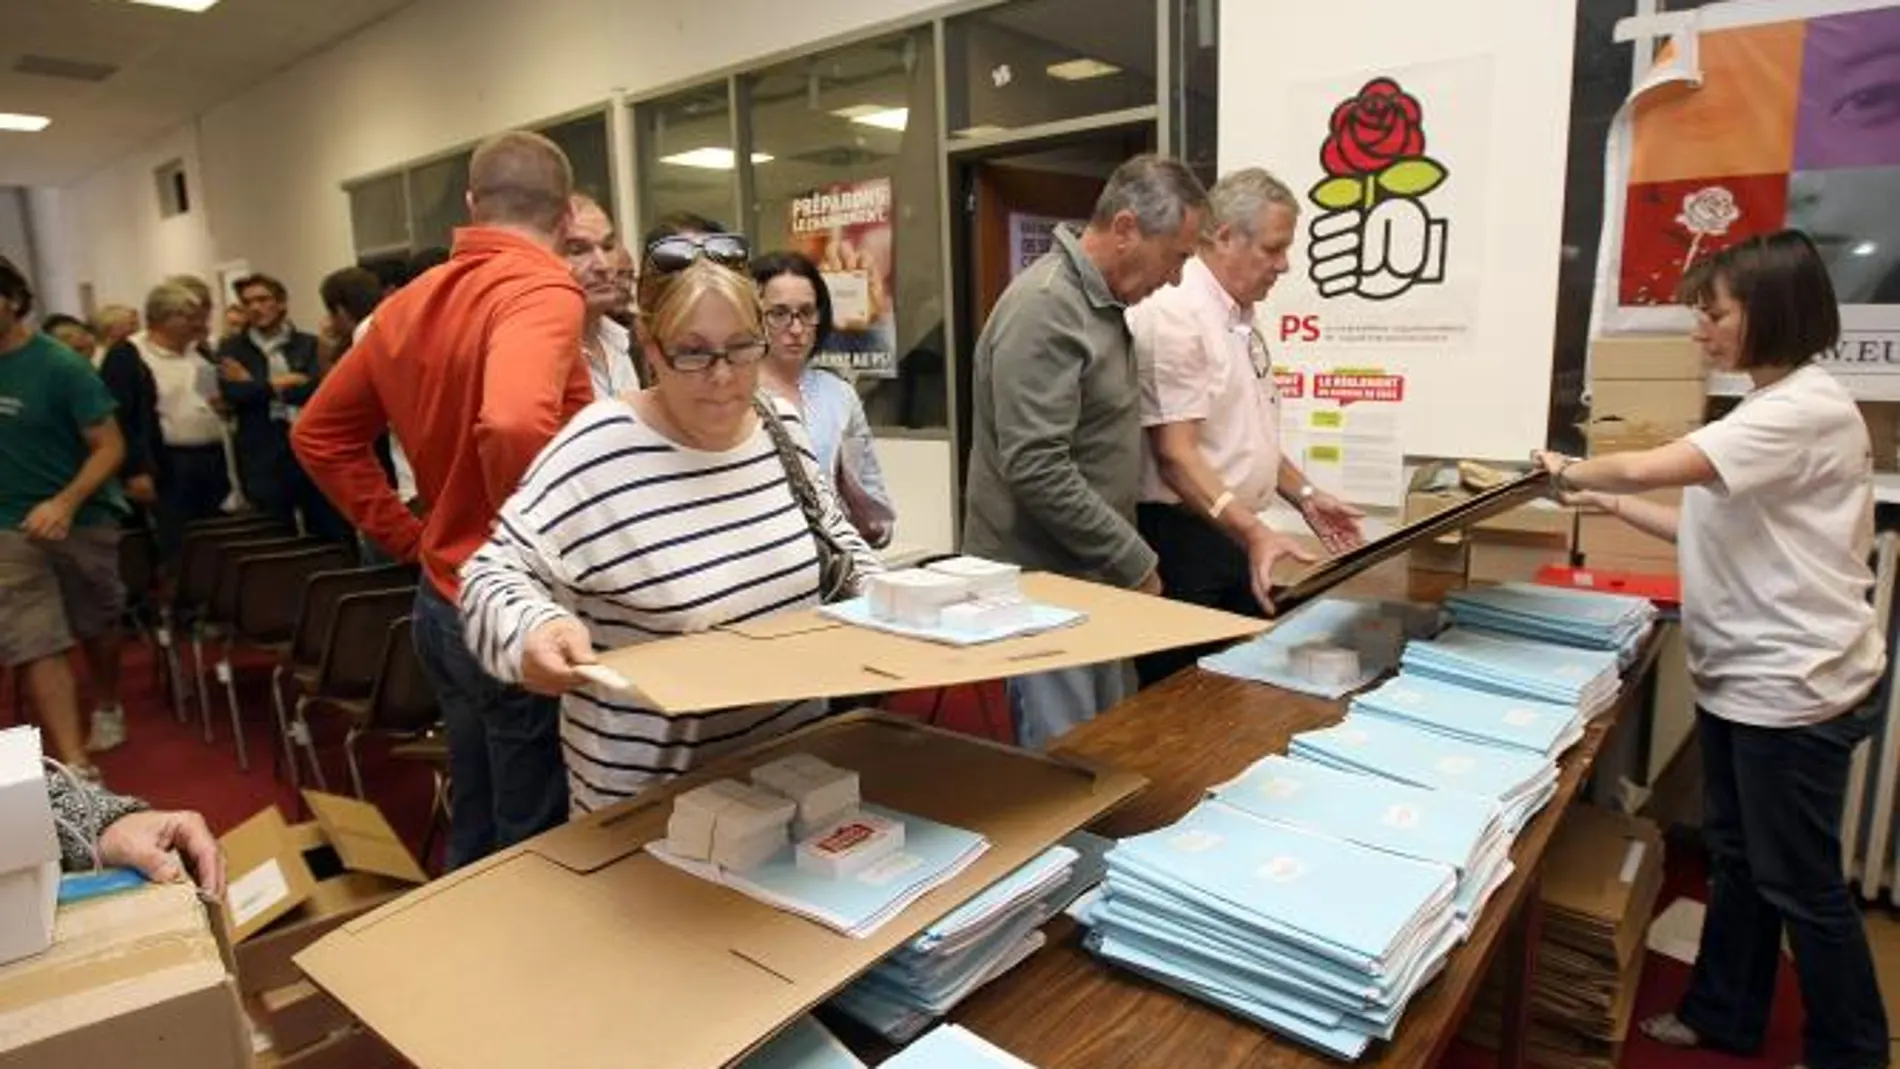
[644,233,751,274]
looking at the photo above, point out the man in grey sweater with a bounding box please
[962,155,1208,749]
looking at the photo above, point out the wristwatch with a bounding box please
[1298,484,1317,506]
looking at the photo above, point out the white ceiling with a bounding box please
[0,0,417,187]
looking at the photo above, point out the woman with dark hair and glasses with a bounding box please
[459,234,883,812]
[1538,229,1887,1069]
[750,251,896,547]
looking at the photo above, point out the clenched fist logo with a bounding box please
[1304,77,1451,302]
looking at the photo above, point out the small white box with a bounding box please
[865,569,973,628]
[1347,616,1406,666]
[1289,642,1361,686]
[712,826,791,872]
[668,779,795,870]
[0,726,58,966]
[939,595,1034,635]
[666,779,752,861]
[751,754,861,838]
[795,812,906,879]
[924,556,1022,600]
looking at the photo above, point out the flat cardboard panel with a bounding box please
[1408,540,1469,575]
[1578,493,1679,564]
[302,792,428,886]
[296,713,1146,1069]
[1541,807,1665,968]
[0,883,247,1069]
[271,1027,402,1069]
[221,809,319,943]
[257,981,348,1056]
[1589,334,1705,381]
[235,877,411,996]
[1862,401,1898,473]
[1590,377,1708,430]
[594,573,1266,714]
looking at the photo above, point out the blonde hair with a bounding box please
[92,304,138,335]
[637,259,762,351]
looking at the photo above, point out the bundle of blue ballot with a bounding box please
[1087,800,1463,1060]
[1352,673,1584,759]
[1444,583,1655,666]
[1401,628,1620,717]
[1290,714,1559,833]
[830,844,1099,1042]
[1211,754,1514,928]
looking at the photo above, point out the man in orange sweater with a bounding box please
[293,130,590,868]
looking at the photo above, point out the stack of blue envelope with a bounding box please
[1211,754,1514,929]
[1401,628,1621,718]
[1290,714,1559,833]
[1352,674,1585,760]
[1087,800,1464,1060]
[1443,583,1655,667]
[831,845,1099,1042]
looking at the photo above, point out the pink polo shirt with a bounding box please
[1130,256,1283,510]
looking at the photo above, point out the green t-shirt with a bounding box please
[0,332,127,529]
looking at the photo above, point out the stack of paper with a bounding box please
[882,1024,1038,1068]
[1444,583,1656,667]
[1087,800,1464,1060]
[830,844,1097,1041]
[738,1017,866,1069]
[1200,598,1435,699]
[1211,755,1514,929]
[1401,628,1621,718]
[1352,674,1585,760]
[1461,807,1666,1069]
[646,804,989,938]
[1290,715,1559,833]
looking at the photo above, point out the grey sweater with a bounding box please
[961,225,1158,589]
[47,771,147,871]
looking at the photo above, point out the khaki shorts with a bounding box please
[0,527,125,667]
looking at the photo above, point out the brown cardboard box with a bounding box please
[1862,401,1898,472]
[254,1026,400,1069]
[0,882,249,1069]
[1409,538,1469,575]
[1580,417,1694,457]
[1576,489,1681,567]
[1466,532,1571,585]
[254,981,348,1057]
[1404,463,1473,574]
[1590,377,1708,430]
[1589,334,1706,381]
[222,792,426,995]
[296,712,1146,1069]
[1474,499,1576,539]
[1542,807,1666,969]
[594,572,1265,714]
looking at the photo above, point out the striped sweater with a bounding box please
[460,395,882,813]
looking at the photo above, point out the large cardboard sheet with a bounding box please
[593,572,1267,714]
[1271,471,1549,614]
[296,713,1146,1069]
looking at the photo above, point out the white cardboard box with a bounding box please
[0,726,59,966]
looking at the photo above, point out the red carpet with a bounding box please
[4,646,1815,1068]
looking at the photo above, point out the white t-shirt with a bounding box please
[1680,363,1885,726]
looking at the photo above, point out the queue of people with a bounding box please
[5,129,1892,1069]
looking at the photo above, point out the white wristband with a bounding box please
[1208,491,1236,520]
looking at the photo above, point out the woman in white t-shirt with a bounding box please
[1537,229,1887,1069]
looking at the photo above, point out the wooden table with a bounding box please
[943,565,1664,1069]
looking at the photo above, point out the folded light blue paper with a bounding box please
[820,596,1083,647]
[738,1016,866,1069]
[1352,673,1583,758]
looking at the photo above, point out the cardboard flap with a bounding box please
[220,807,319,943]
[297,712,1148,1069]
[595,573,1266,714]
[302,791,428,886]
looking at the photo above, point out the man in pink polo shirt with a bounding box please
[1131,167,1366,686]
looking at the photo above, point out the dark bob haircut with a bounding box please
[0,255,32,318]
[748,250,834,353]
[1679,228,1841,370]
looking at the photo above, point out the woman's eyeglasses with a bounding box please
[644,233,751,274]
[659,338,768,374]
[764,305,821,330]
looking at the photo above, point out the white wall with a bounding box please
[40,0,960,551]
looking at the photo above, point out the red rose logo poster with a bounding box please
[1307,77,1450,301]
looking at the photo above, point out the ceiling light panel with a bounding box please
[1046,58,1121,81]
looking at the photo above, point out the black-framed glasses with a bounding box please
[763,305,821,330]
[658,338,768,373]
[644,233,751,274]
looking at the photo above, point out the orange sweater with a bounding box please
[292,226,590,601]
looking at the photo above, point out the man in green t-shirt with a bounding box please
[0,256,129,779]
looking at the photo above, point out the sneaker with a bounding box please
[85,706,128,754]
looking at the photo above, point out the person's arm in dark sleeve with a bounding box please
[98,344,155,480]
[216,340,270,411]
[278,336,324,406]
[291,334,424,561]
[475,280,587,505]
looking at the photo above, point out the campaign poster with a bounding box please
[789,177,898,378]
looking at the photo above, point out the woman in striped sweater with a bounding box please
[459,235,883,814]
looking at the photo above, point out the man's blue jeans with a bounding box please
[410,585,567,869]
